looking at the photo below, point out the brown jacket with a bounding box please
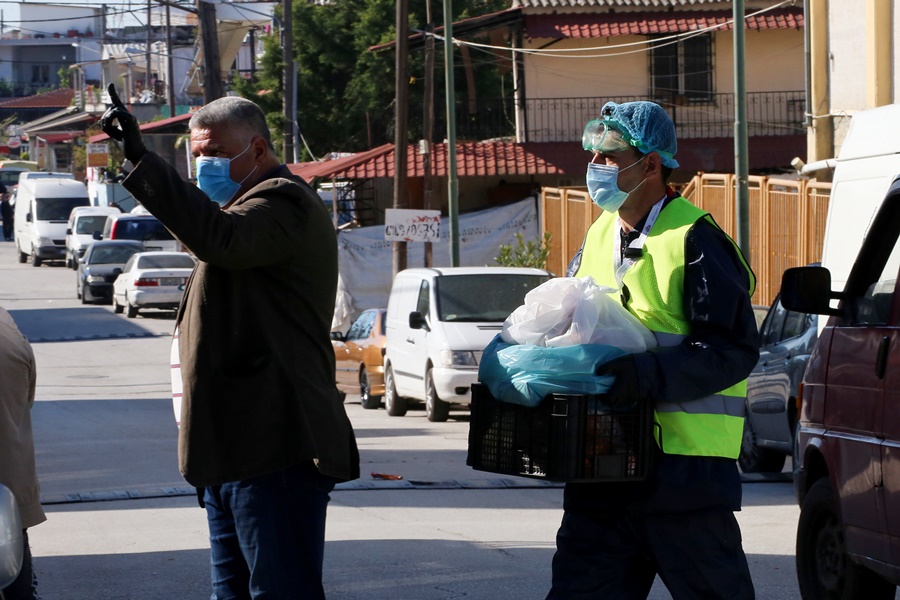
[0,307,45,528]
[125,153,359,486]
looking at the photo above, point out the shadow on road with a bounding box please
[9,307,162,342]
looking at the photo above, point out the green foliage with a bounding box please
[58,67,71,88]
[495,232,552,269]
[234,0,510,160]
[19,152,29,160]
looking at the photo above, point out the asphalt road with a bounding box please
[0,240,816,599]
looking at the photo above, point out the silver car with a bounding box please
[740,295,818,473]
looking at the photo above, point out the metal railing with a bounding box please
[524,91,805,143]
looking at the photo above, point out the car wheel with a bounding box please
[796,478,896,599]
[113,295,124,314]
[126,295,138,319]
[80,285,89,304]
[359,369,382,410]
[65,255,72,269]
[738,414,786,473]
[17,244,26,264]
[30,250,41,267]
[425,368,450,422]
[76,277,82,300]
[384,365,408,417]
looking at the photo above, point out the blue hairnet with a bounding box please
[599,101,679,169]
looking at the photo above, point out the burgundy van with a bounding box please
[782,175,900,598]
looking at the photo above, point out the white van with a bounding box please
[65,206,121,269]
[15,178,90,266]
[383,266,552,421]
[818,104,900,300]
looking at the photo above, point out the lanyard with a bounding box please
[613,196,666,288]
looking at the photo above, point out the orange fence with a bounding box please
[540,175,832,306]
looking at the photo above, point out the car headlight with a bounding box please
[38,237,54,246]
[440,350,477,368]
[86,275,106,283]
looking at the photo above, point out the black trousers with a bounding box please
[546,507,755,600]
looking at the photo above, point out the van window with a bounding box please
[852,227,900,325]
[416,281,430,315]
[75,215,109,235]
[115,218,175,242]
[36,197,89,221]
[434,274,550,322]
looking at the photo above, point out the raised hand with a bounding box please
[100,83,148,163]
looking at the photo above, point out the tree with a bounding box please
[233,0,510,160]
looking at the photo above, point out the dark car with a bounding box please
[76,240,144,304]
[739,294,818,473]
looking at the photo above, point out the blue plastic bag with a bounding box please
[478,335,625,407]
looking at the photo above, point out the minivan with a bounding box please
[383,267,552,421]
[14,178,90,266]
[65,206,121,269]
[101,213,181,253]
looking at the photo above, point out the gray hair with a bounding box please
[189,96,273,150]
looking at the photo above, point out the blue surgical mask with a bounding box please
[585,156,646,213]
[195,143,258,206]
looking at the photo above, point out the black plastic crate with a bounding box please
[467,383,653,482]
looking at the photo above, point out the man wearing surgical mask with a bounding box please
[100,87,359,599]
[550,101,760,599]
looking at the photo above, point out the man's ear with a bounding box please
[251,136,267,162]
[644,152,663,179]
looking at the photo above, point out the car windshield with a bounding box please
[75,215,109,234]
[137,254,195,269]
[90,246,139,265]
[435,274,550,322]
[116,219,175,242]
[36,197,89,221]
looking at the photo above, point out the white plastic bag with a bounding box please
[500,276,657,353]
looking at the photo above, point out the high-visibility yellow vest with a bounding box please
[575,196,755,459]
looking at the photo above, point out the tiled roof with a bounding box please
[288,141,587,181]
[524,7,803,37]
[89,112,193,143]
[515,0,729,8]
[0,88,75,109]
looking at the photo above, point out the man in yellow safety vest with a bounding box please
[547,101,759,599]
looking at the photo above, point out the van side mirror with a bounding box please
[66,228,72,235]
[0,483,24,588]
[409,311,429,330]
[92,231,102,241]
[781,266,844,317]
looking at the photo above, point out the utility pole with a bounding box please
[197,0,223,102]
[442,0,459,267]
[733,0,750,261]
[146,0,152,96]
[422,0,435,268]
[166,2,175,116]
[282,0,294,163]
[392,0,410,276]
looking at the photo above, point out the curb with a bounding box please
[40,473,790,506]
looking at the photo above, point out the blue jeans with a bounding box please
[203,461,336,600]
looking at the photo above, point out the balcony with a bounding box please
[450,91,806,143]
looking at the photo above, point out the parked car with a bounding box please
[383,267,553,421]
[101,213,181,252]
[739,295,818,473]
[783,174,900,598]
[76,240,144,304]
[112,251,196,318]
[65,206,121,269]
[332,308,387,409]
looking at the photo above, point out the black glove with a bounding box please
[594,354,641,408]
[100,83,148,164]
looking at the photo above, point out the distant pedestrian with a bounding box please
[101,84,359,598]
[0,307,46,599]
[1,194,12,241]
